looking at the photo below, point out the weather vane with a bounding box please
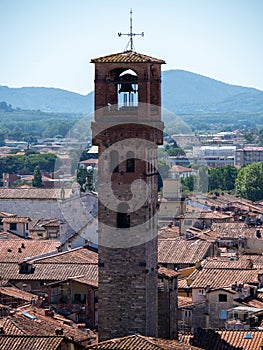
[118,9,144,52]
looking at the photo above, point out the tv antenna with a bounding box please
[118,9,144,52]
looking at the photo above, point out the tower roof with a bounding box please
[90,50,165,64]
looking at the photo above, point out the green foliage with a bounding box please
[0,131,5,146]
[208,165,238,192]
[32,165,44,188]
[235,162,263,201]
[77,167,88,192]
[181,175,194,193]
[0,108,82,142]
[244,132,255,143]
[0,152,57,177]
[0,101,12,112]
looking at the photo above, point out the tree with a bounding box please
[235,162,263,201]
[0,131,5,146]
[77,166,88,192]
[32,166,44,188]
[208,165,238,192]
[181,175,194,193]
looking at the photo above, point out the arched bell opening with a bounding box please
[118,69,138,109]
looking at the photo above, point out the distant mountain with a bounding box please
[162,70,263,113]
[0,85,93,114]
[1,70,263,114]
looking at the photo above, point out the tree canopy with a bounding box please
[235,162,263,201]
[32,165,44,188]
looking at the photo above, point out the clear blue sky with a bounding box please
[0,0,262,94]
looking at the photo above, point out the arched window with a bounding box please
[110,150,119,173]
[117,202,130,228]
[126,151,135,172]
[118,69,138,109]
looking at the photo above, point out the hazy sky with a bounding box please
[0,0,262,94]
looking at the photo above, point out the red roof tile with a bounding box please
[0,239,59,263]
[91,50,165,64]
[0,335,63,350]
[86,334,202,349]
[180,329,263,350]
[190,268,259,289]
[158,237,212,265]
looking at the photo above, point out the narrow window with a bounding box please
[117,202,130,228]
[126,151,135,172]
[110,150,119,173]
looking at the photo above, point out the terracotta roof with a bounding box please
[158,266,179,279]
[158,237,212,265]
[91,50,165,64]
[0,212,16,218]
[0,239,59,263]
[211,222,262,239]
[158,226,180,239]
[0,287,36,303]
[0,262,98,282]
[180,329,263,350]
[80,159,98,165]
[0,335,63,350]
[86,334,202,349]
[178,296,194,308]
[189,268,260,289]
[68,275,98,288]
[0,188,71,200]
[2,216,30,223]
[170,165,195,173]
[2,305,94,345]
[203,257,255,270]
[28,246,98,264]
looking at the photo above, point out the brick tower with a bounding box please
[91,49,165,341]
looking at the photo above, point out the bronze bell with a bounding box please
[119,83,135,93]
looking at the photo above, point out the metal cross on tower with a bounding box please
[118,9,144,52]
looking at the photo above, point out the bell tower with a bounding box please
[91,25,165,341]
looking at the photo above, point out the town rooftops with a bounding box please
[189,267,260,289]
[2,217,31,224]
[158,237,212,265]
[1,305,95,345]
[211,222,263,239]
[0,335,64,350]
[0,287,36,303]
[86,334,202,349]
[91,50,165,64]
[0,188,71,200]
[0,239,59,263]
[169,165,196,173]
[180,329,263,350]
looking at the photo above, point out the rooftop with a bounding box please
[91,50,165,64]
[0,188,71,200]
[0,239,59,263]
[0,335,63,350]
[189,267,260,289]
[1,304,95,345]
[86,334,202,349]
[158,237,212,265]
[180,329,263,350]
